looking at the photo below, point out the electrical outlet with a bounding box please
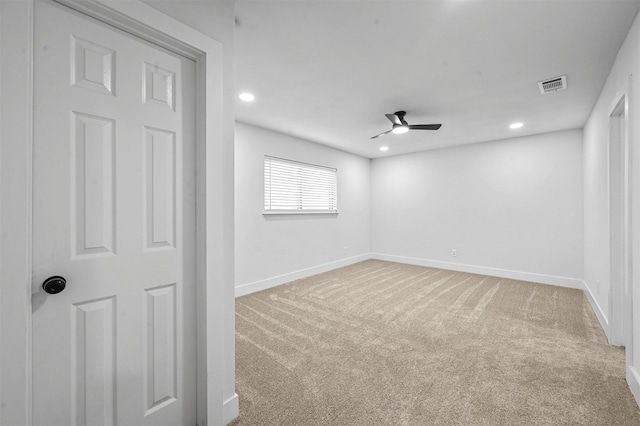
[451,249,457,257]
[597,280,600,293]
[343,246,348,254]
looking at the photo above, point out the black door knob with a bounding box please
[42,276,66,294]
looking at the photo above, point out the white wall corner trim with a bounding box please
[370,253,584,290]
[235,254,370,297]
[583,279,610,339]
[627,366,640,408]
[223,393,239,425]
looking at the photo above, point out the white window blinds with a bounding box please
[264,156,337,213]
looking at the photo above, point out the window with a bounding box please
[264,156,337,214]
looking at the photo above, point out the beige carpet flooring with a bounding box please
[232,260,640,425]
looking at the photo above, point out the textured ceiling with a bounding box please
[235,0,640,158]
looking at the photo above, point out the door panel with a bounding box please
[32,2,196,425]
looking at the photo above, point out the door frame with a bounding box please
[609,91,630,347]
[0,1,229,424]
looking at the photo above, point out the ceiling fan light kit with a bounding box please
[371,111,441,139]
[392,125,409,134]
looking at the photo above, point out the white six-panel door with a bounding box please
[32,1,196,424]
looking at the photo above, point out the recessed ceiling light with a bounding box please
[239,92,255,102]
[379,146,389,152]
[509,122,523,129]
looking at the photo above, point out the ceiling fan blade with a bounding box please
[371,129,393,139]
[385,113,401,125]
[409,124,442,130]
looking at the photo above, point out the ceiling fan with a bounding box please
[371,111,441,139]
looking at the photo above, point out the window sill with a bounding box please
[263,211,339,216]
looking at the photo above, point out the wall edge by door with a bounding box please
[0,1,34,424]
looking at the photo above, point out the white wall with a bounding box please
[583,6,640,404]
[235,122,371,295]
[371,130,584,288]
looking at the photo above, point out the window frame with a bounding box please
[263,155,338,215]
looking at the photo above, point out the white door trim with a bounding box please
[0,1,228,424]
[609,91,630,347]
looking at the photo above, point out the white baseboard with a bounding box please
[235,254,370,297]
[236,252,584,297]
[627,366,640,409]
[223,393,239,425]
[370,253,584,290]
[583,279,609,338]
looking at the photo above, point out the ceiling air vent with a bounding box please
[538,75,567,94]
